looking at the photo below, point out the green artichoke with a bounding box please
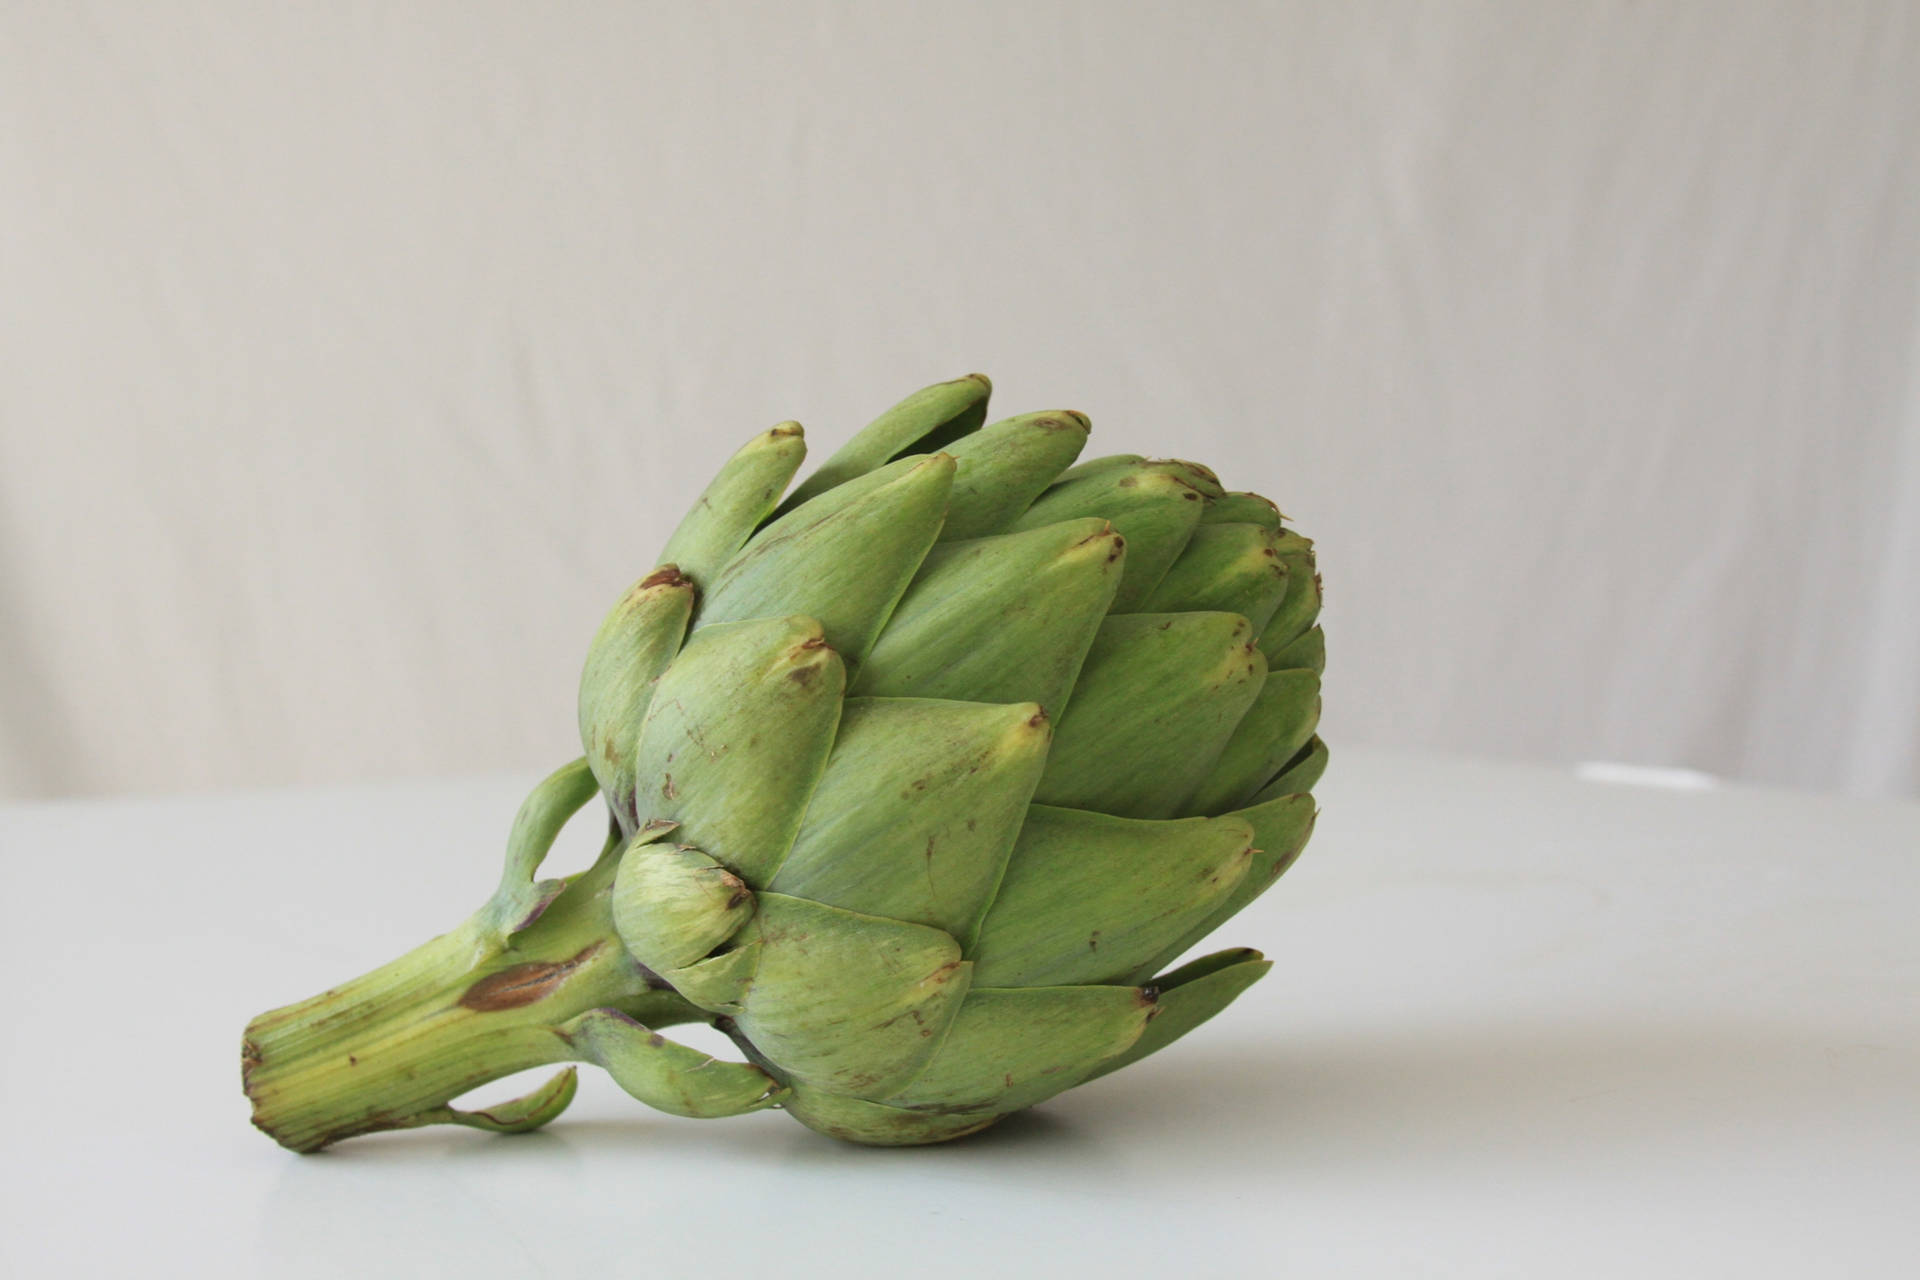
[242,375,1325,1150]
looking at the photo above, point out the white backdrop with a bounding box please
[3,2,1917,801]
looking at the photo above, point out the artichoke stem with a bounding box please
[242,872,693,1153]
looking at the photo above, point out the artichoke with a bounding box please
[243,375,1325,1150]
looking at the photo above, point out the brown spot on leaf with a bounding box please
[640,566,690,590]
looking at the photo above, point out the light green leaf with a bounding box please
[1202,490,1283,530]
[779,1085,1000,1146]
[776,374,991,512]
[1124,793,1316,981]
[702,454,954,665]
[659,423,806,591]
[770,698,1051,942]
[630,616,844,884]
[1182,667,1321,816]
[853,519,1122,716]
[561,1009,787,1118]
[483,757,602,937]
[1259,530,1321,653]
[1080,949,1271,1083]
[577,568,695,828]
[1267,624,1325,675]
[430,1067,579,1135]
[1253,736,1329,801]
[1035,612,1267,818]
[613,841,756,974]
[882,985,1154,1112]
[970,804,1255,988]
[1134,521,1289,633]
[938,411,1090,539]
[732,894,971,1097]
[663,940,760,1015]
[1010,461,1208,611]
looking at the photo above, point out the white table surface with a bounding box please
[3,748,1915,1278]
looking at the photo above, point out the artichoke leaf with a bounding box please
[1080,949,1271,1084]
[938,410,1091,540]
[659,423,807,592]
[969,805,1255,988]
[431,1067,579,1135]
[1266,624,1326,675]
[880,984,1155,1113]
[778,1085,1000,1146]
[1010,460,1209,612]
[612,840,756,976]
[853,518,1122,717]
[1124,793,1316,981]
[702,453,954,665]
[1035,611,1267,819]
[770,698,1050,943]
[1259,531,1321,653]
[663,939,761,1015]
[1202,490,1284,530]
[1181,667,1321,816]
[561,1009,787,1118]
[776,374,991,513]
[1049,451,1144,487]
[731,894,971,1098]
[1134,521,1289,634]
[481,757,604,938]
[577,568,696,829]
[1253,736,1330,801]
[629,616,844,885]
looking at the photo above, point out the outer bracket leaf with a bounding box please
[561,1009,788,1118]
[480,758,607,939]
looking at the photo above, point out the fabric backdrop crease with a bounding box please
[2,1,1917,800]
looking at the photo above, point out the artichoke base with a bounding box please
[242,859,699,1153]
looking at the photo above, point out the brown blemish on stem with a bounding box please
[459,943,605,1012]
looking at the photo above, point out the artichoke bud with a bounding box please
[612,840,756,975]
[240,374,1328,1154]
